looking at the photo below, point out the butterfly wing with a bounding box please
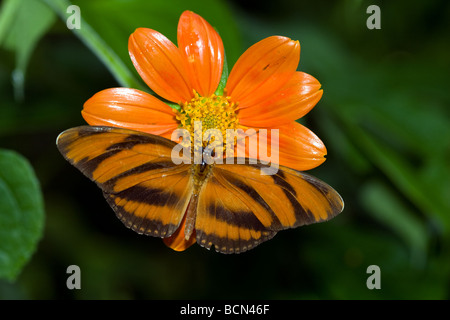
[56,126,193,238]
[195,158,344,254]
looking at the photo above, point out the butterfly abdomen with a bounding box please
[183,163,214,240]
[57,126,344,254]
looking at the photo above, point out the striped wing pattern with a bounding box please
[57,126,344,254]
[196,159,344,253]
[57,126,193,238]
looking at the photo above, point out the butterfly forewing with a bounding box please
[56,126,193,238]
[57,127,344,253]
[194,158,344,253]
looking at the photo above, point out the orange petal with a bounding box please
[129,28,193,103]
[178,11,224,97]
[82,88,179,139]
[238,72,323,128]
[163,212,197,252]
[235,122,326,171]
[226,36,300,108]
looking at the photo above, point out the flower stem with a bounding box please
[42,0,148,92]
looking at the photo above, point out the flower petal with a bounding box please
[82,88,179,140]
[178,11,224,97]
[163,213,197,251]
[226,36,300,108]
[238,72,323,128]
[129,28,193,103]
[235,122,326,171]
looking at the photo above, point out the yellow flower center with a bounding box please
[175,91,238,156]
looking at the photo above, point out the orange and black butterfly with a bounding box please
[57,126,343,254]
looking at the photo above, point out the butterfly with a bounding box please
[56,125,344,254]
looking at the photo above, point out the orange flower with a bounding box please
[82,10,326,251]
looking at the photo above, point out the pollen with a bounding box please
[175,90,238,155]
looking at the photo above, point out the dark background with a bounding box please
[0,0,449,299]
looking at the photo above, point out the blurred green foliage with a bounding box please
[0,0,449,299]
[0,149,44,281]
[0,0,56,101]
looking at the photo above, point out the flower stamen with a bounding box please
[175,90,239,156]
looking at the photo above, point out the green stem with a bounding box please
[41,0,148,92]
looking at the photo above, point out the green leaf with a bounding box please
[214,51,228,96]
[0,150,45,281]
[42,0,241,94]
[0,0,56,101]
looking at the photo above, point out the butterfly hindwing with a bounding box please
[195,158,344,253]
[57,127,343,253]
[195,169,277,254]
[56,126,193,238]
